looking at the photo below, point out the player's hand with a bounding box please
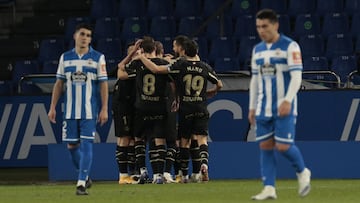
[248,109,256,126]
[279,100,291,117]
[48,109,56,124]
[206,89,217,98]
[98,109,108,126]
[171,100,179,112]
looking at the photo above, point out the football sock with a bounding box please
[261,149,276,186]
[165,143,177,173]
[280,144,305,173]
[79,140,93,182]
[115,145,128,174]
[127,146,136,175]
[69,147,80,170]
[135,140,146,170]
[179,147,190,176]
[190,140,201,173]
[199,144,209,166]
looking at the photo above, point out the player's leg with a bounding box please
[251,119,277,200]
[275,116,311,197]
[189,136,201,181]
[194,115,211,182]
[164,111,177,183]
[133,111,149,184]
[178,113,192,183]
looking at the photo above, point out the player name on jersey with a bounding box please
[183,96,203,102]
[141,94,160,101]
[186,66,203,73]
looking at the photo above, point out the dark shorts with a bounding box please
[113,110,134,138]
[134,110,168,140]
[178,111,209,139]
[166,111,178,142]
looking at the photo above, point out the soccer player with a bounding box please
[112,41,141,184]
[118,36,172,184]
[133,39,223,183]
[248,9,311,200]
[48,23,108,195]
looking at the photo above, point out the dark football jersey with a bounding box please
[168,58,220,113]
[112,78,136,114]
[126,58,170,113]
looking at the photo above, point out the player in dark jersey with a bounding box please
[133,39,223,183]
[111,41,141,184]
[118,36,172,184]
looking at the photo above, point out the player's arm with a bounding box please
[117,39,142,80]
[136,54,169,74]
[248,49,258,125]
[207,80,223,98]
[98,80,109,126]
[48,79,64,123]
[279,42,303,117]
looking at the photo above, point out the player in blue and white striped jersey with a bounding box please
[248,9,311,200]
[48,23,108,195]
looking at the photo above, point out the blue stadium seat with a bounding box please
[299,34,325,58]
[150,16,176,38]
[234,15,257,40]
[259,0,287,14]
[64,17,91,44]
[230,0,258,17]
[121,17,148,39]
[93,17,120,41]
[205,16,233,39]
[156,37,173,54]
[90,0,117,19]
[42,60,59,74]
[326,34,354,59]
[202,0,230,17]
[214,57,240,73]
[105,57,120,74]
[0,80,13,95]
[303,56,329,71]
[237,35,260,68]
[174,0,201,18]
[287,0,316,17]
[118,0,146,19]
[351,13,360,39]
[345,0,360,15]
[331,55,357,83]
[38,38,65,64]
[316,0,344,16]
[294,14,321,37]
[147,0,174,17]
[96,38,122,60]
[178,16,203,37]
[322,13,350,38]
[278,14,291,35]
[13,60,42,94]
[208,37,236,64]
[193,37,209,61]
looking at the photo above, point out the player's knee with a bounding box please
[275,143,291,152]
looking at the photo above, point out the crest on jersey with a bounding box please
[71,71,87,85]
[88,59,93,65]
[260,63,276,77]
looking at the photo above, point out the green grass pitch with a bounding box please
[1,179,360,203]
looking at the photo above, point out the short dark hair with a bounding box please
[184,39,198,57]
[174,35,189,48]
[140,36,155,53]
[75,23,93,33]
[154,41,164,56]
[256,9,278,23]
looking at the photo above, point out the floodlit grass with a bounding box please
[1,179,360,203]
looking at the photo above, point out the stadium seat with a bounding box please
[118,0,146,19]
[230,0,258,17]
[193,37,209,61]
[42,60,59,74]
[202,0,230,17]
[205,15,233,39]
[64,17,91,44]
[150,16,176,38]
[331,55,357,83]
[121,17,148,39]
[294,14,321,37]
[0,59,12,81]
[345,0,360,15]
[322,13,350,38]
[278,14,291,36]
[303,56,329,71]
[214,57,240,73]
[174,0,201,18]
[350,13,360,39]
[326,34,354,59]
[299,34,325,58]
[237,35,260,68]
[316,0,344,16]
[93,17,120,41]
[259,0,287,14]
[38,38,65,64]
[0,80,13,95]
[147,0,174,17]
[178,16,203,37]
[13,60,42,94]
[90,0,117,19]
[234,15,257,40]
[287,0,316,17]
[95,38,122,60]
[105,57,120,74]
[208,37,236,64]
[156,37,173,54]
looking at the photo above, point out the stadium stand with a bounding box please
[147,0,174,17]
[42,60,59,74]
[303,56,329,71]
[12,59,42,94]
[326,34,354,59]
[299,34,325,58]
[205,15,233,38]
[287,0,316,18]
[331,55,358,84]
[321,13,350,38]
[345,0,360,15]
[237,35,261,69]
[259,0,287,14]
[149,16,176,38]
[95,38,122,60]
[230,0,258,17]
[316,0,344,16]
[178,16,203,37]
[121,17,148,40]
[214,57,240,73]
[38,38,65,65]
[208,37,237,64]
[294,14,321,38]
[93,17,120,41]
[174,0,202,18]
[233,15,257,39]
[118,0,146,19]
[90,0,117,19]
